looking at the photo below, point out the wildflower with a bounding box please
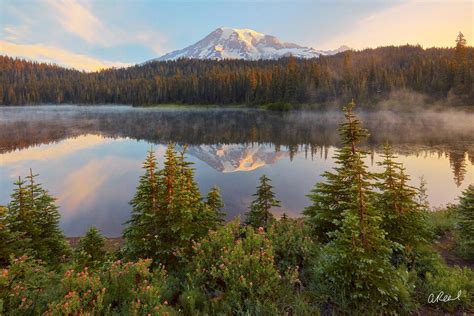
[258,227,264,234]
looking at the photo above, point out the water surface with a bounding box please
[1,105,473,236]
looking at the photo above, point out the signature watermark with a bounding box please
[427,290,462,304]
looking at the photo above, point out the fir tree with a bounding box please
[304,99,371,242]
[206,185,225,228]
[375,144,430,265]
[177,146,202,206]
[455,31,467,63]
[6,176,33,255]
[456,184,474,259]
[26,169,70,264]
[309,102,410,313]
[6,170,69,265]
[124,145,217,270]
[245,175,280,229]
[158,144,211,267]
[123,149,161,261]
[75,226,107,268]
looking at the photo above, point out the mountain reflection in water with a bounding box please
[0,106,473,236]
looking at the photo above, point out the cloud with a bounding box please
[44,0,113,46]
[135,32,169,55]
[1,0,169,65]
[3,25,30,42]
[42,0,168,52]
[0,40,132,71]
[320,0,473,49]
[1,135,115,164]
[57,156,138,216]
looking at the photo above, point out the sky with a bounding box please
[0,0,472,71]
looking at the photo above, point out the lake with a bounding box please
[1,105,473,236]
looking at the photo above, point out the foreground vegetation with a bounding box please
[1,102,473,315]
[1,33,473,107]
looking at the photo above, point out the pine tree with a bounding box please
[124,145,217,270]
[206,185,225,228]
[456,184,474,259]
[375,144,430,266]
[6,170,69,265]
[455,31,467,63]
[6,176,33,255]
[309,102,409,313]
[245,175,280,229]
[177,146,202,207]
[75,226,107,268]
[454,32,468,92]
[26,169,70,264]
[304,99,371,242]
[123,149,161,260]
[159,145,201,265]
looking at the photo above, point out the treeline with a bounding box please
[1,102,473,314]
[1,33,473,106]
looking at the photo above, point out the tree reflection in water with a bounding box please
[1,106,472,187]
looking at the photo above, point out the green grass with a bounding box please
[134,103,248,109]
[428,206,457,238]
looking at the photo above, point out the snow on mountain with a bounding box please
[187,144,288,173]
[155,27,349,61]
[319,45,352,55]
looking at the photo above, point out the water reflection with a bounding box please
[0,106,473,236]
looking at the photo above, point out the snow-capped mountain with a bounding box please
[155,27,349,61]
[187,144,288,173]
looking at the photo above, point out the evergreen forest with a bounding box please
[1,33,473,107]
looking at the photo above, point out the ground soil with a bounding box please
[432,232,474,269]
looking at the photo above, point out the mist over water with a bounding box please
[1,105,473,236]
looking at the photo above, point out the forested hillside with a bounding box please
[1,34,473,106]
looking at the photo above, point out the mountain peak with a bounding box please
[155,27,349,61]
[217,27,265,38]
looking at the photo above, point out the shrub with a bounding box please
[416,262,474,313]
[428,206,457,238]
[74,226,107,268]
[1,257,175,315]
[46,267,106,315]
[181,219,316,314]
[456,184,474,260]
[267,217,318,277]
[0,256,60,315]
[101,259,173,313]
